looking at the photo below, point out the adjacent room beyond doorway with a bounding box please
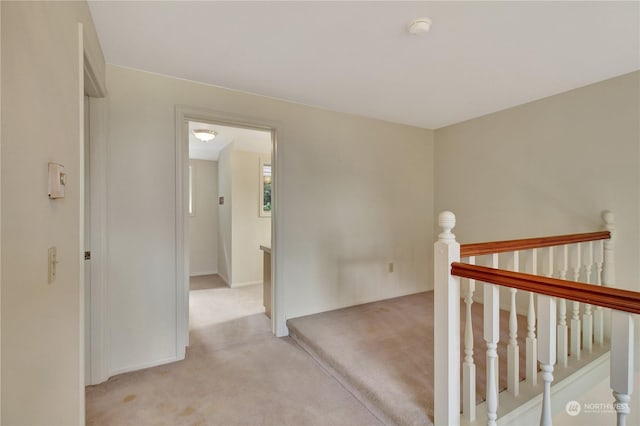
[188,121,272,326]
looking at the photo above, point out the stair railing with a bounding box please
[434,211,636,426]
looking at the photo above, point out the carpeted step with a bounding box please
[288,293,436,425]
[287,291,530,426]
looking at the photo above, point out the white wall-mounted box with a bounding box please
[48,162,66,199]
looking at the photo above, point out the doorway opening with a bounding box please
[186,119,273,345]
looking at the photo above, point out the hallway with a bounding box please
[85,276,380,425]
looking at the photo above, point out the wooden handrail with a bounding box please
[460,231,610,257]
[451,262,640,314]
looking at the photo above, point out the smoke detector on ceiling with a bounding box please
[408,17,432,35]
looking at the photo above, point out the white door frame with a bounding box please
[83,26,109,386]
[175,106,284,355]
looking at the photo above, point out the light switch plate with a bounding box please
[48,246,57,283]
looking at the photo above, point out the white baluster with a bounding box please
[557,246,569,368]
[594,240,604,346]
[538,295,557,426]
[559,245,568,281]
[492,253,499,393]
[610,310,634,426]
[485,282,500,426]
[463,256,476,422]
[508,251,519,396]
[434,212,460,426]
[582,241,594,353]
[526,249,538,386]
[570,244,582,360]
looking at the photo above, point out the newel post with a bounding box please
[610,310,634,426]
[434,211,461,426]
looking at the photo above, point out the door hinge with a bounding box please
[84,251,91,260]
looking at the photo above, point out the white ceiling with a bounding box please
[89,1,640,129]
[189,121,271,161]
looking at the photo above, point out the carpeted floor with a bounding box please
[86,275,381,426]
[288,291,528,426]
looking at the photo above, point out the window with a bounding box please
[259,160,271,217]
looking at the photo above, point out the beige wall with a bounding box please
[1,2,105,424]
[435,71,640,293]
[230,150,271,287]
[189,159,218,276]
[104,64,434,371]
[216,148,271,287]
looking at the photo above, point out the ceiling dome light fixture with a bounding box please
[408,17,432,35]
[192,129,217,142]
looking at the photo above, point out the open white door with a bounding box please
[83,95,92,385]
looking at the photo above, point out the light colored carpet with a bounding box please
[288,291,528,426]
[86,275,381,426]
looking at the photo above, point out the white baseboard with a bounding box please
[231,280,262,288]
[218,274,229,286]
[108,354,182,380]
[189,270,218,277]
